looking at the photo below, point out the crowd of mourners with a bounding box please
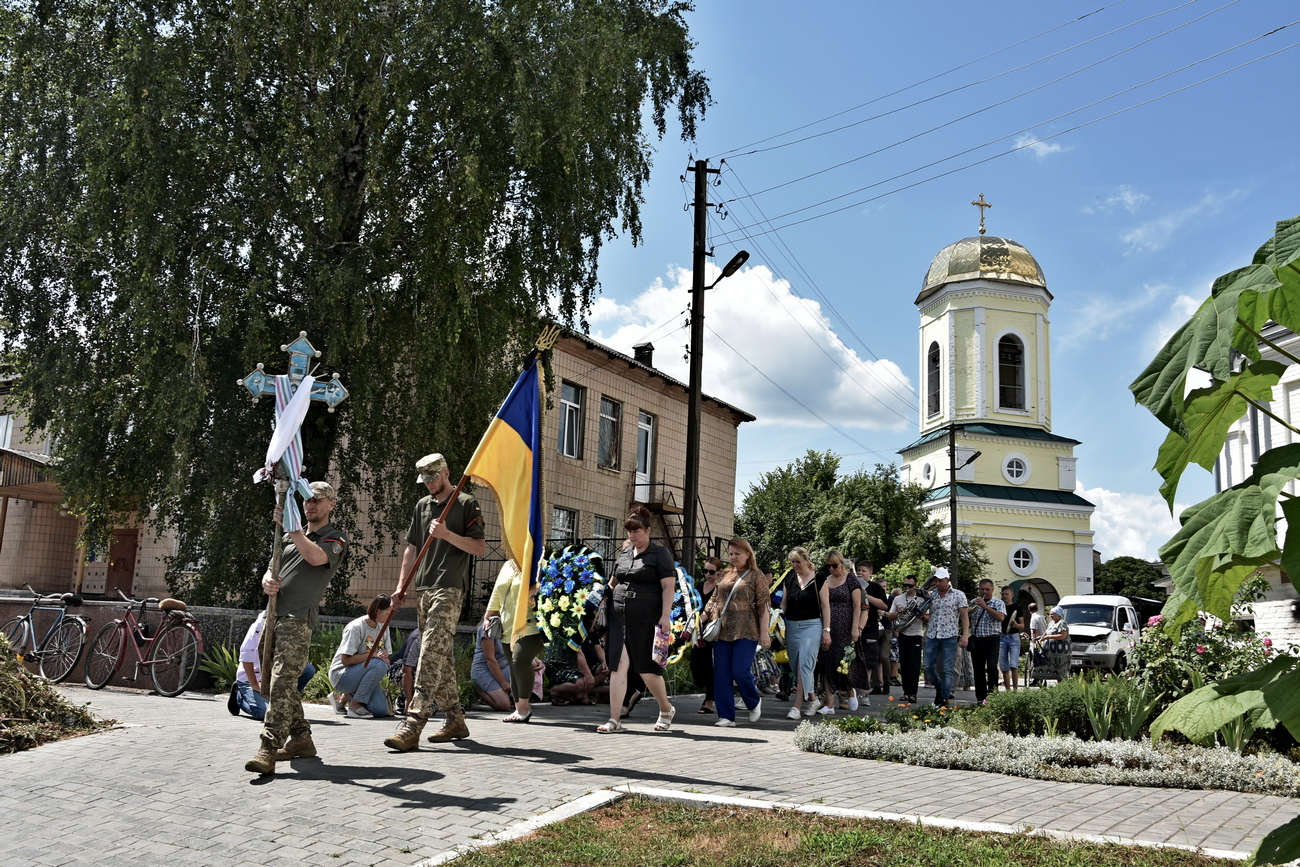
[237,457,1075,775]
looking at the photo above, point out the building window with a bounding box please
[1002,453,1032,485]
[551,506,577,546]
[593,514,618,561]
[998,334,1025,410]
[920,461,935,487]
[1008,544,1038,577]
[0,413,11,449]
[558,382,584,459]
[926,342,941,417]
[597,397,621,469]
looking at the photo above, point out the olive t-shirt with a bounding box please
[406,492,485,593]
[276,522,348,626]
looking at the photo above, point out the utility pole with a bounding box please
[949,422,959,585]
[682,158,717,567]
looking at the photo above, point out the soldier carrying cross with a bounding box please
[238,334,350,776]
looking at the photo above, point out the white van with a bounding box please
[1055,594,1142,672]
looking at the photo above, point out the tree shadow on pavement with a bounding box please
[256,758,519,812]
[563,763,767,792]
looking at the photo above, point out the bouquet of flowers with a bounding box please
[836,642,856,675]
[536,545,605,650]
[666,566,702,664]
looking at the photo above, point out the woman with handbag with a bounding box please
[780,547,830,719]
[699,537,770,728]
[690,556,723,714]
[597,506,679,734]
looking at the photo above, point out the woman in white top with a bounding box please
[329,595,394,719]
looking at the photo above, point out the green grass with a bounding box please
[449,796,1233,867]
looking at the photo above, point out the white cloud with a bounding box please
[588,264,916,431]
[1083,185,1149,215]
[1058,281,1171,347]
[1015,133,1067,159]
[1147,293,1201,354]
[1078,482,1187,561]
[1121,190,1242,253]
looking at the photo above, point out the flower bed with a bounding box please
[794,722,1300,796]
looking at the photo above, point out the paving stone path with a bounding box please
[0,685,1295,866]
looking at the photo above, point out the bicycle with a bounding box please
[0,583,88,683]
[84,589,204,697]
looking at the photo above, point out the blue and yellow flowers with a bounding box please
[536,545,604,649]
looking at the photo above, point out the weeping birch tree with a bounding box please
[0,0,708,607]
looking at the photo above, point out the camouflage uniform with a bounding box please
[256,520,348,753]
[407,587,465,725]
[259,618,314,750]
[403,489,484,730]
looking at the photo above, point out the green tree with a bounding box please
[1092,556,1166,599]
[812,463,938,567]
[1130,214,1300,866]
[0,0,708,607]
[734,450,840,567]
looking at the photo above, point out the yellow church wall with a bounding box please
[902,435,1076,492]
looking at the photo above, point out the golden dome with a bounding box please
[917,235,1047,303]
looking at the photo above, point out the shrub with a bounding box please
[1129,616,1285,702]
[795,723,1300,796]
[0,634,110,753]
[198,644,240,692]
[984,689,1043,736]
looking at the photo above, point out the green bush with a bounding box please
[985,689,1043,736]
[1041,678,1089,739]
[198,644,240,692]
[1129,614,1282,702]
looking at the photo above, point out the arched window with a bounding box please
[998,335,1025,410]
[926,342,941,417]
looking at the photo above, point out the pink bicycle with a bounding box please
[84,590,204,697]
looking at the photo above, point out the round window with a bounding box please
[920,462,935,487]
[1008,544,1038,576]
[1001,453,1032,485]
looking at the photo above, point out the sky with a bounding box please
[586,0,1300,562]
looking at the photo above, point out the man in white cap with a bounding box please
[921,567,968,708]
[384,453,486,751]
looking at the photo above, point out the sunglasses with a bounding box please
[904,583,916,588]
[703,568,717,575]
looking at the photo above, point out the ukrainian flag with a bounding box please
[464,350,543,642]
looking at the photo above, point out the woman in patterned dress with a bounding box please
[815,551,861,715]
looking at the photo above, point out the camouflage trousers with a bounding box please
[408,587,464,726]
[259,617,313,751]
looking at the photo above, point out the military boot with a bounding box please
[384,719,424,752]
[275,734,317,760]
[245,747,276,775]
[426,717,470,743]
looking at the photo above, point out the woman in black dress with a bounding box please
[816,551,861,715]
[598,506,679,733]
[690,556,722,714]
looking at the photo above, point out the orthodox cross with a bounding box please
[972,193,992,235]
[237,331,347,694]
[238,332,348,410]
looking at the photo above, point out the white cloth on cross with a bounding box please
[253,374,317,532]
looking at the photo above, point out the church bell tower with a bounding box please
[899,197,1095,606]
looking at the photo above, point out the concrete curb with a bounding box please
[414,783,1252,865]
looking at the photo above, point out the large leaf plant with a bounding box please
[1131,214,1300,866]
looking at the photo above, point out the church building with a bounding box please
[897,208,1095,608]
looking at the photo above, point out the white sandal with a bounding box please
[596,718,624,734]
[653,706,677,732]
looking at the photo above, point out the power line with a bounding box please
[719,166,920,404]
[704,322,903,460]
[711,173,920,418]
[713,0,1205,161]
[710,0,1132,159]
[722,0,1241,204]
[713,35,1300,243]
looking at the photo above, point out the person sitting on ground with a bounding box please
[328,595,394,719]
[470,609,513,712]
[386,627,421,717]
[545,638,598,705]
[228,610,317,721]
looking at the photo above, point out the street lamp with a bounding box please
[682,248,750,566]
[948,422,981,585]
